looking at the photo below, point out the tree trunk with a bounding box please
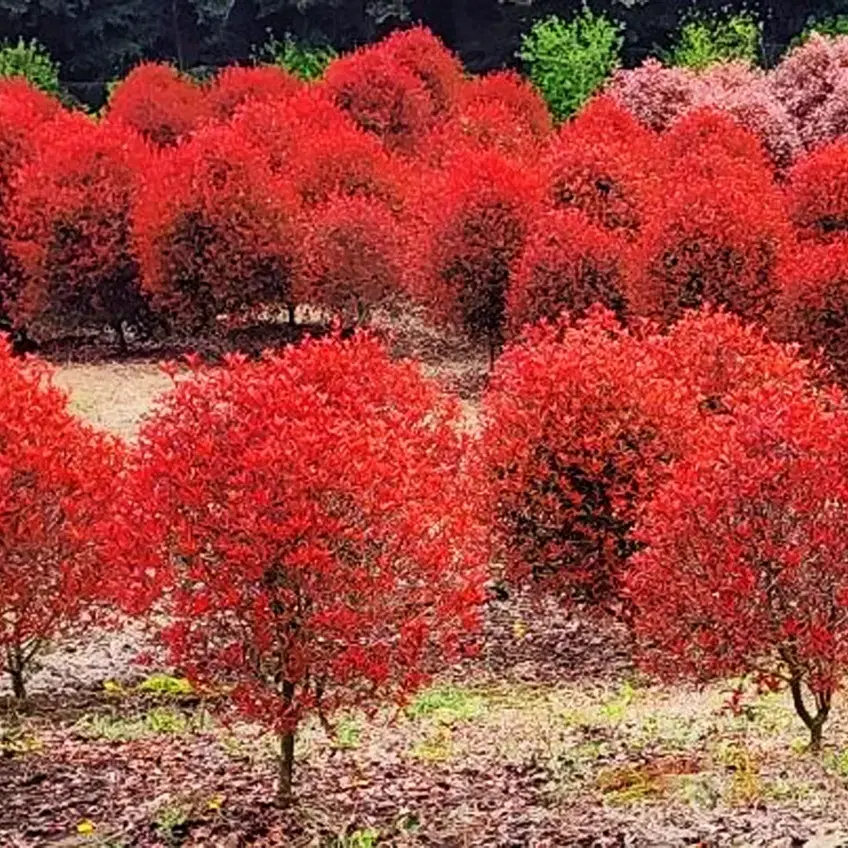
[277,679,296,805]
[287,304,296,327]
[6,647,26,701]
[788,675,830,753]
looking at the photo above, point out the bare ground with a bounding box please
[5,336,848,847]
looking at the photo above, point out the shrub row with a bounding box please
[3,29,848,382]
[4,306,848,799]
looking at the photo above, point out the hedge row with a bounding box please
[2,29,848,380]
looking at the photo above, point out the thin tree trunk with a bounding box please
[7,646,26,701]
[788,675,830,752]
[287,304,296,327]
[172,0,185,70]
[277,679,296,804]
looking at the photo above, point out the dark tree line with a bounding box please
[1,0,846,103]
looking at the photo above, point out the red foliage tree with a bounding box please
[0,80,64,326]
[459,70,553,141]
[106,62,209,147]
[133,122,298,331]
[3,115,151,345]
[627,384,848,749]
[507,208,630,333]
[382,26,465,117]
[206,65,302,122]
[415,149,541,358]
[323,45,435,153]
[0,338,122,699]
[113,334,486,799]
[628,169,792,326]
[481,307,812,612]
[294,195,406,324]
[786,138,848,242]
[542,96,658,236]
[772,240,848,382]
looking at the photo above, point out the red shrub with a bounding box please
[382,26,464,117]
[459,70,553,141]
[206,65,302,121]
[662,108,773,178]
[480,310,682,610]
[415,149,541,354]
[323,46,435,153]
[786,139,848,242]
[607,59,698,132]
[542,97,658,235]
[113,334,486,799]
[627,384,848,748]
[106,62,209,147]
[507,209,629,333]
[482,307,814,612]
[294,195,406,323]
[629,171,792,326]
[422,98,543,166]
[4,116,151,342]
[773,240,848,382]
[0,338,122,699]
[133,122,298,330]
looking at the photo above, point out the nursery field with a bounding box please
[1,360,848,848]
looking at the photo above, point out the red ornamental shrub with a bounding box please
[422,98,543,166]
[0,338,122,699]
[629,171,791,326]
[662,108,773,179]
[507,209,630,333]
[542,97,658,235]
[4,116,151,344]
[114,334,486,799]
[459,70,553,141]
[106,62,208,147]
[382,26,465,117]
[606,59,698,132]
[773,240,848,382]
[627,385,848,749]
[418,149,541,355]
[294,195,406,323]
[481,306,814,613]
[480,309,683,610]
[206,65,302,121]
[323,46,434,153]
[133,122,298,330]
[786,138,848,242]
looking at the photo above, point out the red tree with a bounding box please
[3,115,152,346]
[0,338,123,698]
[415,149,541,359]
[382,26,465,117]
[541,96,658,236]
[772,240,848,383]
[106,62,209,147]
[294,195,406,324]
[786,138,848,242]
[507,208,630,333]
[133,122,298,331]
[206,65,302,122]
[481,307,813,612]
[629,168,792,326]
[323,45,435,153]
[114,334,486,800]
[627,384,848,749]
